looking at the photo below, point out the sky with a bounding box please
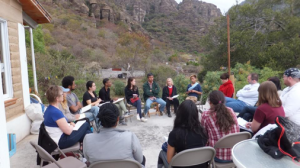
[175,0,243,14]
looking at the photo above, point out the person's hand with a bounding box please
[97,98,102,103]
[70,122,75,127]
[246,122,252,129]
[191,90,195,93]
[169,97,173,100]
[150,90,152,92]
[113,98,119,101]
[75,114,81,120]
[78,103,83,108]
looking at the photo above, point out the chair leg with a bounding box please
[40,160,43,168]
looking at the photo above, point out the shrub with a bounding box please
[173,75,190,103]
[113,80,125,96]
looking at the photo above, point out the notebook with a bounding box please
[73,120,85,131]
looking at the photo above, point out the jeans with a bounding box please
[237,106,257,121]
[58,122,92,149]
[214,157,232,163]
[225,97,248,112]
[144,98,166,115]
[157,150,169,168]
[114,100,127,116]
[128,99,142,118]
[165,98,179,115]
[83,106,99,128]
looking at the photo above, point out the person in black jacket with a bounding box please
[125,77,147,122]
[162,78,179,117]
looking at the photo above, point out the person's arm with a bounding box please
[153,83,160,96]
[236,85,259,98]
[191,84,202,95]
[124,87,132,100]
[282,90,300,118]
[56,118,74,135]
[167,144,176,163]
[98,89,105,101]
[162,87,168,100]
[131,133,143,163]
[64,107,77,122]
[143,83,153,97]
[246,119,261,133]
[226,85,234,97]
[67,95,82,113]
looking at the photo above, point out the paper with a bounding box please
[113,98,124,104]
[238,117,253,132]
[73,120,85,131]
[172,95,179,99]
[81,105,91,113]
[98,102,109,107]
[164,136,168,142]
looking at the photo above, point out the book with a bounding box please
[98,101,109,107]
[237,117,253,132]
[73,120,85,131]
[113,98,124,104]
[172,95,179,99]
[81,105,91,113]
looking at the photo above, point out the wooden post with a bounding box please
[227,14,231,75]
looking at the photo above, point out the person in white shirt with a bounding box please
[280,68,300,125]
[225,73,260,112]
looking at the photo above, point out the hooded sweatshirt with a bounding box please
[219,80,234,97]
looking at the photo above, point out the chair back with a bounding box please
[89,159,142,168]
[214,132,252,149]
[30,141,62,168]
[168,147,215,168]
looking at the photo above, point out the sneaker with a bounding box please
[119,121,127,126]
[141,117,147,122]
[137,114,141,121]
[124,112,131,117]
[168,113,172,118]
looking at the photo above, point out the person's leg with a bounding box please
[135,99,142,119]
[157,150,169,168]
[87,106,99,127]
[226,100,246,112]
[173,98,179,114]
[144,98,153,115]
[58,122,92,149]
[114,103,123,116]
[225,97,236,103]
[141,155,146,166]
[155,98,166,113]
[166,99,171,115]
[243,106,257,121]
[117,100,128,114]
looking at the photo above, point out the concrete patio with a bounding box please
[10,109,175,168]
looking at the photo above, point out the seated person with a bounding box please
[280,68,300,125]
[245,81,285,133]
[158,100,208,168]
[219,72,234,97]
[225,73,260,112]
[62,76,99,126]
[186,75,202,103]
[201,91,239,163]
[58,86,85,122]
[99,78,128,125]
[125,77,147,122]
[162,78,179,117]
[44,85,91,149]
[143,73,166,116]
[83,103,146,166]
[238,76,282,121]
[82,81,101,107]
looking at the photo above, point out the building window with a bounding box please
[0,18,13,99]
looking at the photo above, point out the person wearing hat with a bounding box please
[280,68,300,125]
[143,73,166,116]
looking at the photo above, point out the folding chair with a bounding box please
[168,147,216,168]
[213,132,252,168]
[89,159,142,168]
[30,141,86,168]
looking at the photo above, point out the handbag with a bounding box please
[130,97,139,103]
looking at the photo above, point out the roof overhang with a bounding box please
[19,0,52,27]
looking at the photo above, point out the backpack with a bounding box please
[257,116,300,164]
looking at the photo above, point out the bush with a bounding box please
[173,75,190,103]
[113,80,125,96]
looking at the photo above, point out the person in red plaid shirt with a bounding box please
[201,91,239,163]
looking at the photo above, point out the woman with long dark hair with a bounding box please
[158,100,208,168]
[125,77,147,122]
[82,81,101,107]
[201,91,239,163]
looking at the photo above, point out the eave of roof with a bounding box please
[19,0,52,24]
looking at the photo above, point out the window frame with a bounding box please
[0,17,13,100]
